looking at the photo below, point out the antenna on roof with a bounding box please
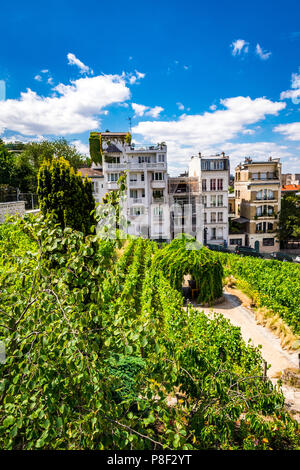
[128,116,132,132]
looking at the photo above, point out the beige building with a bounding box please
[234,157,281,252]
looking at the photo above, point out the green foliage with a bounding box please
[152,236,223,304]
[89,132,102,164]
[125,133,131,144]
[37,157,96,235]
[277,193,300,245]
[0,217,299,450]
[219,252,300,335]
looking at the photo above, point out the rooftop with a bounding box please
[77,168,103,178]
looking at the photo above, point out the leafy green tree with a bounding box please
[0,140,15,186]
[21,138,89,172]
[277,193,300,247]
[37,157,95,234]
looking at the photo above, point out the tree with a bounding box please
[0,140,15,186]
[37,157,95,235]
[277,193,300,247]
[21,138,89,172]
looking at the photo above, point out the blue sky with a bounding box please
[1,0,300,174]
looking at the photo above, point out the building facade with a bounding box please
[188,153,230,246]
[80,132,170,240]
[234,157,281,252]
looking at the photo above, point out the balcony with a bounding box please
[125,143,167,152]
[105,163,127,170]
[128,180,145,187]
[131,198,144,204]
[151,180,166,189]
[107,181,119,190]
[152,197,166,204]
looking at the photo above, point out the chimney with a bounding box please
[198,152,201,158]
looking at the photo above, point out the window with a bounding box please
[263,238,274,246]
[261,173,267,180]
[218,212,223,222]
[217,195,223,207]
[138,156,151,163]
[153,172,164,180]
[202,179,207,191]
[130,207,144,216]
[141,173,145,181]
[256,206,263,216]
[217,179,223,190]
[153,206,163,216]
[267,205,274,216]
[252,173,258,180]
[158,154,165,162]
[210,195,216,207]
[202,195,207,207]
[92,182,99,193]
[210,179,216,191]
[130,189,138,198]
[141,189,145,198]
[211,228,216,240]
[230,238,242,246]
[211,212,216,223]
[204,212,207,223]
[108,173,120,182]
[130,173,137,182]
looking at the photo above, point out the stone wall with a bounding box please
[0,201,26,223]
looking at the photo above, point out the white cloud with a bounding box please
[132,96,286,171]
[41,69,49,74]
[135,70,145,79]
[72,139,89,155]
[231,39,249,56]
[34,75,42,82]
[210,104,217,111]
[132,103,163,118]
[67,53,91,74]
[255,43,272,60]
[183,65,189,70]
[177,102,185,111]
[274,122,300,140]
[280,71,300,102]
[2,134,44,144]
[146,106,164,118]
[0,74,130,136]
[132,103,148,117]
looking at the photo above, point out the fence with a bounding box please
[0,192,39,211]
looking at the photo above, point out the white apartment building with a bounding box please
[81,132,170,241]
[189,153,230,246]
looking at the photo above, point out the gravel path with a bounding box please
[196,290,300,416]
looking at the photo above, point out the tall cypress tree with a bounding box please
[37,157,95,235]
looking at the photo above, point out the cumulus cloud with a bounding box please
[231,39,249,56]
[0,74,130,136]
[274,122,300,140]
[255,43,272,60]
[131,103,163,118]
[132,96,286,171]
[177,102,185,111]
[34,75,42,82]
[280,71,300,102]
[67,53,91,74]
[71,140,89,155]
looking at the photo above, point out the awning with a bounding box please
[232,217,249,224]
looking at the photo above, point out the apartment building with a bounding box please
[168,175,201,241]
[234,157,281,252]
[80,132,170,240]
[188,153,230,246]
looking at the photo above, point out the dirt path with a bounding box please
[195,290,300,418]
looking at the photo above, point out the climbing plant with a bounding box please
[89,132,102,164]
[152,235,223,304]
